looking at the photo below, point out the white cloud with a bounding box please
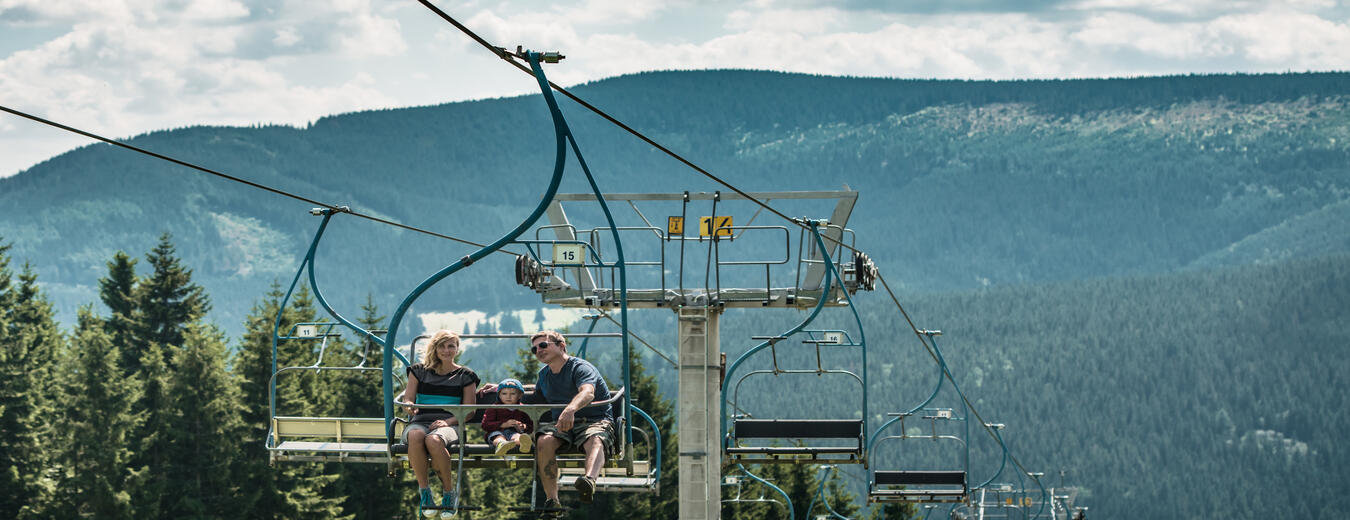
[333,2,407,57]
[273,26,300,47]
[1212,11,1350,67]
[181,0,249,22]
[4,0,1350,178]
[560,0,669,25]
[1068,9,1350,68]
[1072,12,1220,59]
[724,7,843,34]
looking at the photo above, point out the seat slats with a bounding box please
[726,446,860,455]
[276,440,387,454]
[558,475,657,493]
[734,419,862,439]
[869,470,968,504]
[874,470,966,486]
[560,461,651,476]
[869,490,967,503]
[728,419,863,462]
[273,416,392,439]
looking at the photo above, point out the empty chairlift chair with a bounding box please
[868,409,970,504]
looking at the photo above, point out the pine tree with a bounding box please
[98,251,142,375]
[0,251,61,519]
[590,350,678,518]
[125,235,210,519]
[810,466,861,518]
[724,458,817,519]
[130,333,175,519]
[60,308,141,520]
[533,308,547,330]
[136,232,210,351]
[162,323,247,519]
[234,284,348,519]
[333,295,406,520]
[866,501,919,519]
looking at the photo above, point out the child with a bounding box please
[482,378,534,456]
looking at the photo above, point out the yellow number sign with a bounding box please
[699,216,733,237]
[667,216,684,235]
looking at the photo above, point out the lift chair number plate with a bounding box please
[297,325,316,338]
[823,332,844,344]
[699,216,733,237]
[553,244,585,265]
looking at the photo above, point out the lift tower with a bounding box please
[523,190,863,519]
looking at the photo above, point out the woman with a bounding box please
[403,330,479,519]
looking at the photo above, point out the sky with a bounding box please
[1,0,1349,178]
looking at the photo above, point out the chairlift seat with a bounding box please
[270,416,399,463]
[869,470,968,503]
[558,461,658,494]
[727,419,863,464]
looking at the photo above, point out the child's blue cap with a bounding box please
[498,378,524,393]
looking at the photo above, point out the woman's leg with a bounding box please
[426,430,457,491]
[407,428,431,488]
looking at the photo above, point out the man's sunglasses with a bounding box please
[531,341,554,353]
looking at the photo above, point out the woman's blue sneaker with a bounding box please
[439,490,458,519]
[419,488,435,518]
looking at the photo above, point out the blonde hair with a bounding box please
[530,330,567,349]
[422,329,461,371]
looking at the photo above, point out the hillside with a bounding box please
[700,253,1350,518]
[450,252,1350,518]
[2,71,1349,336]
[2,70,1349,518]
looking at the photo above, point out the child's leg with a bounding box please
[516,427,533,454]
[493,430,518,455]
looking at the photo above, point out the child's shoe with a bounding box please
[518,433,533,454]
[494,439,518,456]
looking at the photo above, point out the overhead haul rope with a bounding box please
[875,270,1046,505]
[416,2,1055,513]
[719,221,834,450]
[415,0,862,256]
[0,105,515,255]
[416,3,1051,512]
[382,50,633,443]
[4,11,1045,499]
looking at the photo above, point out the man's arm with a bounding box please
[562,383,596,415]
[556,383,595,431]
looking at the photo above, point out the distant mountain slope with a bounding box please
[1,71,1348,334]
[1188,198,1350,269]
[703,253,1350,519]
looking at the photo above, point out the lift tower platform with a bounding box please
[514,189,869,519]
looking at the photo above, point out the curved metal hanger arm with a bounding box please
[720,221,834,447]
[380,52,571,430]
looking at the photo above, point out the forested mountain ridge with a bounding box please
[2,70,1348,335]
[2,70,1349,519]
[706,252,1350,519]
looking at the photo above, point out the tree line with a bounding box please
[0,233,906,519]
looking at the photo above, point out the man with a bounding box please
[527,330,614,516]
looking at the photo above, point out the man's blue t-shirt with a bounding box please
[533,356,612,421]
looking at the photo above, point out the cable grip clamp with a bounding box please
[501,45,565,63]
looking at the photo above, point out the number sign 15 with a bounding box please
[553,244,585,265]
